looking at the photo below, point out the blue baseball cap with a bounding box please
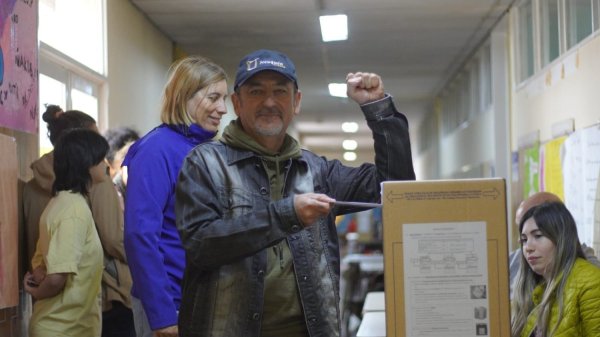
[234,49,298,89]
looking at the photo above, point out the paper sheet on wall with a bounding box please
[522,144,540,199]
[594,171,600,253]
[541,136,566,200]
[403,221,489,337]
[563,127,600,246]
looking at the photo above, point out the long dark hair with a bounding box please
[511,202,585,337]
[52,128,108,196]
[43,108,97,145]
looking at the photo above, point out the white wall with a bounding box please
[509,13,600,250]
[413,145,438,180]
[416,19,510,182]
[511,32,600,147]
[106,0,173,134]
[439,109,495,178]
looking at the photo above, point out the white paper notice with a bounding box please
[563,127,600,246]
[403,222,489,337]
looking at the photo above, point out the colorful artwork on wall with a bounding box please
[0,0,38,133]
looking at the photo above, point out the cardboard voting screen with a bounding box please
[382,178,510,337]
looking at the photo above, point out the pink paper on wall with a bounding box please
[0,0,38,133]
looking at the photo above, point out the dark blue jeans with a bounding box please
[102,301,135,337]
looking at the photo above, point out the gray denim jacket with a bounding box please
[175,95,415,337]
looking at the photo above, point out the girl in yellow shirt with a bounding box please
[24,128,109,337]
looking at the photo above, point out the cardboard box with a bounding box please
[382,178,510,337]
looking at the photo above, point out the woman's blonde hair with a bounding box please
[160,56,227,125]
[510,202,585,337]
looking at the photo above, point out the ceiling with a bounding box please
[130,0,514,164]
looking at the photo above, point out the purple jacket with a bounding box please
[123,123,215,330]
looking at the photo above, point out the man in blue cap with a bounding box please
[175,49,416,337]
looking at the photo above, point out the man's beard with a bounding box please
[255,122,283,136]
[255,108,284,136]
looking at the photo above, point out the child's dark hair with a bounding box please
[44,109,97,145]
[52,128,109,196]
[42,104,63,121]
[103,127,140,164]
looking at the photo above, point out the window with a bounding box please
[417,111,437,153]
[38,74,66,154]
[71,74,99,122]
[518,0,535,81]
[566,0,593,48]
[442,90,457,135]
[443,83,463,134]
[38,49,102,155]
[38,0,106,155]
[480,46,492,112]
[439,43,493,136]
[458,76,470,126]
[593,0,600,30]
[39,0,105,74]
[469,63,480,119]
[540,0,561,66]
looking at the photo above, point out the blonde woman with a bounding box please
[123,56,228,337]
[511,202,600,337]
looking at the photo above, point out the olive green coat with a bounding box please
[521,258,600,337]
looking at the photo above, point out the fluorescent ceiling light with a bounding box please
[342,139,358,151]
[319,14,348,42]
[341,122,358,133]
[328,83,347,97]
[343,151,357,161]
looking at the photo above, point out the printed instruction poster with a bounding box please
[403,221,489,337]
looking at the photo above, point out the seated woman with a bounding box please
[24,128,109,337]
[511,201,600,337]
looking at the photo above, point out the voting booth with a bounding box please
[382,179,510,337]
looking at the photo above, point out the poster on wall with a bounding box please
[0,134,18,309]
[594,170,600,253]
[540,136,566,201]
[563,126,600,246]
[521,144,540,199]
[0,0,38,133]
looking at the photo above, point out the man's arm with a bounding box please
[176,147,308,269]
[348,72,415,180]
[323,72,415,207]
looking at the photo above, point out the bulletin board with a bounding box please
[515,124,600,248]
[0,133,18,309]
[0,0,39,133]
